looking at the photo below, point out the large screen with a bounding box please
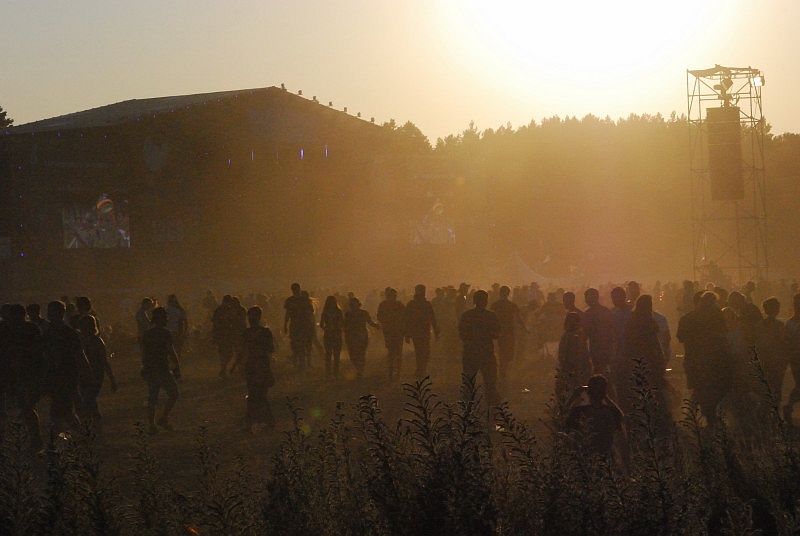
[62,194,131,248]
[409,199,455,245]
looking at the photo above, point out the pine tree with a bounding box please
[0,106,13,128]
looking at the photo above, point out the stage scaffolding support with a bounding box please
[687,65,768,287]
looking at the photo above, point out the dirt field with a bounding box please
[52,332,690,491]
[81,336,538,482]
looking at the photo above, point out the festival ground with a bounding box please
[34,335,693,491]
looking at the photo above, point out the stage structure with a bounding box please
[687,65,767,286]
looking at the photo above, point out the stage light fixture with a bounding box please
[713,77,733,92]
[751,74,765,87]
[713,77,734,104]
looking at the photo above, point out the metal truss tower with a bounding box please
[687,65,767,287]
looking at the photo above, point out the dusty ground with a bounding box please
[47,333,691,489]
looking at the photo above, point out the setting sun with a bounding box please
[437,0,736,114]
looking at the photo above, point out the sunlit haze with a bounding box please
[2,1,799,140]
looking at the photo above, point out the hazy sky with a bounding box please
[2,1,798,141]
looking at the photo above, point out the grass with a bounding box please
[2,338,800,535]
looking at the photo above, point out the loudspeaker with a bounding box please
[707,106,743,200]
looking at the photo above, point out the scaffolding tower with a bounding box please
[687,65,767,287]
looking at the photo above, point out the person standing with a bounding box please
[76,314,117,423]
[557,311,591,397]
[755,297,787,406]
[319,296,345,379]
[141,307,180,433]
[240,306,275,433]
[459,290,501,410]
[344,297,379,379]
[562,291,583,319]
[377,287,406,379]
[623,295,669,416]
[405,284,440,378]
[491,285,526,383]
[610,286,632,400]
[582,288,614,376]
[783,293,800,423]
[0,304,46,449]
[283,283,314,371]
[165,294,189,360]
[135,297,155,348]
[43,301,91,435]
[677,291,731,427]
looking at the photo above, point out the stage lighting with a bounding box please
[713,77,734,104]
[750,74,765,87]
[713,77,733,92]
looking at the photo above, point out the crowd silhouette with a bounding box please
[1,276,800,461]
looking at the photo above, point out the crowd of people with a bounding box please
[2,276,800,459]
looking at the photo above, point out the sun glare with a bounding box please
[439,0,730,103]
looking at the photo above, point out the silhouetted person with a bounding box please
[455,283,471,321]
[202,289,218,323]
[25,303,46,334]
[623,295,669,414]
[344,297,379,379]
[43,300,90,435]
[136,297,155,344]
[405,284,440,377]
[610,286,632,399]
[677,291,731,426]
[723,305,759,430]
[299,290,320,366]
[459,290,501,410]
[0,303,45,449]
[678,280,696,317]
[557,311,591,396]
[165,294,188,360]
[141,307,180,433]
[377,287,406,379]
[283,283,314,371]
[537,292,566,349]
[76,314,117,423]
[582,288,614,375]
[755,297,787,406]
[491,285,526,382]
[566,374,627,462]
[653,308,672,365]
[70,295,99,332]
[319,296,344,379]
[783,293,800,423]
[728,291,763,349]
[240,306,275,433]
[562,291,583,318]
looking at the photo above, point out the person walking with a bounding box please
[459,290,501,413]
[405,284,439,378]
[240,306,275,433]
[141,307,180,433]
